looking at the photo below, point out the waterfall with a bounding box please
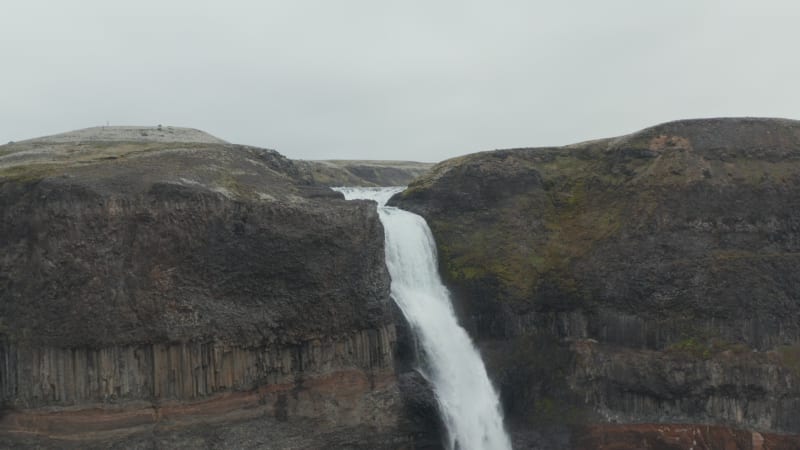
[335,186,512,450]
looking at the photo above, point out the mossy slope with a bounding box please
[394,117,800,324]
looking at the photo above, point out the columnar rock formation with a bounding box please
[2,329,395,407]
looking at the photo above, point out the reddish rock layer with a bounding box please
[574,423,800,450]
[0,370,398,442]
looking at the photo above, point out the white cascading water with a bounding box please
[335,186,512,450]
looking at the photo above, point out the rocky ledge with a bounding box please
[392,117,800,449]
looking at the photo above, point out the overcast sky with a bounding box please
[2,1,798,161]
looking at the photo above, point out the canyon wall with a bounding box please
[392,118,800,449]
[1,328,394,408]
[0,128,425,448]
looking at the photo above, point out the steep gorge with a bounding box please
[4,119,800,449]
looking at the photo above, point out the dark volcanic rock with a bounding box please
[1,180,387,349]
[0,131,391,349]
[0,127,426,448]
[391,118,800,446]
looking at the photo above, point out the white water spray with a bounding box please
[335,187,512,450]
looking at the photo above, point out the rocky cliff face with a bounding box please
[392,118,800,448]
[0,126,424,448]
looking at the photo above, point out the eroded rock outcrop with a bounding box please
[392,118,800,448]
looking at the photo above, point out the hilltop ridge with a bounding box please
[1,126,434,189]
[14,125,228,145]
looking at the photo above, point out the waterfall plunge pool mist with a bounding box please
[334,186,512,450]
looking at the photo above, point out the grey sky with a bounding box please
[2,1,798,162]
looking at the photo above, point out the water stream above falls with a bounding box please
[335,186,511,450]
